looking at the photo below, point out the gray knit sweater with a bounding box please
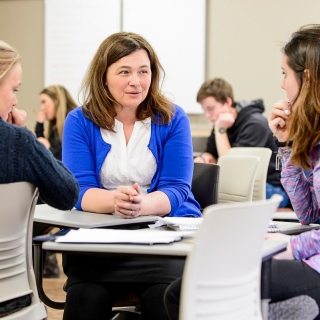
[0,119,79,210]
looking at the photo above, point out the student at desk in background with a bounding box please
[35,85,77,160]
[0,40,78,209]
[34,85,77,278]
[62,32,201,320]
[194,77,290,207]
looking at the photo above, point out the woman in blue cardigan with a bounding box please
[62,32,201,320]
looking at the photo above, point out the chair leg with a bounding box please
[111,310,141,320]
[261,299,270,320]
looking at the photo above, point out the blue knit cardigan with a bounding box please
[62,105,201,217]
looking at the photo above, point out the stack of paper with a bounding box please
[55,228,183,245]
[157,217,203,231]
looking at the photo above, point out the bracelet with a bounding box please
[275,147,292,171]
[274,138,293,148]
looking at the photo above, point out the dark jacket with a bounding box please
[205,99,281,186]
[35,122,62,160]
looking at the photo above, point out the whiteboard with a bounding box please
[44,0,121,104]
[44,0,205,113]
[122,0,205,113]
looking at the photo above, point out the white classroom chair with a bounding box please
[0,182,47,320]
[180,194,283,320]
[228,147,272,201]
[217,154,260,203]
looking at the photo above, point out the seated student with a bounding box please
[35,84,77,160]
[194,77,290,207]
[0,39,78,207]
[0,40,79,315]
[61,32,201,320]
[164,24,320,320]
[34,84,77,278]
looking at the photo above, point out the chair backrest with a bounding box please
[228,147,272,201]
[217,155,260,203]
[0,182,47,319]
[180,195,282,320]
[191,162,220,210]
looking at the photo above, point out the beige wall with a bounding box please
[0,0,44,130]
[1,0,320,134]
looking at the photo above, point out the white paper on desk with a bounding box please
[157,217,203,231]
[55,228,183,244]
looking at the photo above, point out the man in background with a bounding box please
[194,78,290,207]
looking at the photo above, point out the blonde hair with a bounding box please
[0,40,21,82]
[40,85,77,141]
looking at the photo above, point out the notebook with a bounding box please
[267,220,320,234]
[156,217,203,231]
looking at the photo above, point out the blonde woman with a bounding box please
[35,85,77,160]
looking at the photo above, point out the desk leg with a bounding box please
[33,242,65,310]
[260,260,272,320]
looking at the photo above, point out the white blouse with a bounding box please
[100,118,156,195]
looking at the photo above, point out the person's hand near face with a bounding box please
[0,62,26,126]
[269,54,300,141]
[35,93,56,123]
[215,111,236,130]
[200,96,235,129]
[7,107,27,126]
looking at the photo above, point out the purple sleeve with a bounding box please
[280,149,320,224]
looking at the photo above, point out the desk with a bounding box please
[273,210,299,221]
[34,204,159,229]
[33,205,287,318]
[34,204,318,234]
[271,220,320,235]
[33,235,286,312]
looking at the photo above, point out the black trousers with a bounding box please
[163,260,320,320]
[62,254,184,320]
[270,259,320,320]
[63,281,170,320]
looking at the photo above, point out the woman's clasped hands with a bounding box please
[114,182,142,218]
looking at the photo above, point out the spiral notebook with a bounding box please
[267,220,320,234]
[268,221,281,233]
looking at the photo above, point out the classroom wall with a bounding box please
[0,0,320,133]
[0,0,44,130]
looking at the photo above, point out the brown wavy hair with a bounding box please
[80,32,173,130]
[284,24,320,169]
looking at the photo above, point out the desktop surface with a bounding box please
[34,204,159,229]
